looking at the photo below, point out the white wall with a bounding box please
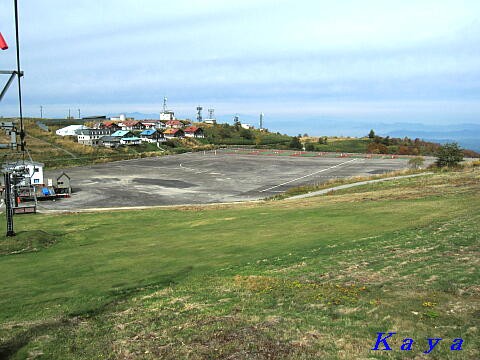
[160,111,175,121]
[56,125,87,136]
[30,164,44,185]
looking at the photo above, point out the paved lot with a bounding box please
[39,150,433,210]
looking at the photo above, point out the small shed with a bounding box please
[56,172,72,196]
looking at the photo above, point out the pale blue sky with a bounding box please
[1,0,480,133]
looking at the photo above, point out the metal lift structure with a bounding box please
[1,0,34,236]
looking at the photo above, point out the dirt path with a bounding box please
[287,172,434,200]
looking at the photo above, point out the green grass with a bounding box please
[0,170,478,359]
[314,138,371,153]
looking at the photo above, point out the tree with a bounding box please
[218,126,232,139]
[239,128,253,140]
[367,143,388,154]
[305,142,315,151]
[408,156,425,169]
[368,129,375,139]
[289,136,302,150]
[318,136,328,145]
[436,143,464,167]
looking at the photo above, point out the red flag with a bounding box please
[0,32,8,50]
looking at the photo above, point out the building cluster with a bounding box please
[1,160,72,206]
[56,115,205,148]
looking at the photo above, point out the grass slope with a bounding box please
[0,169,478,359]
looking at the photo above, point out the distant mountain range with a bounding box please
[382,123,480,152]
[105,112,479,152]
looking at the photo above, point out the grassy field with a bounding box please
[0,169,478,359]
[312,138,371,153]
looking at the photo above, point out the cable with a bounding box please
[14,0,25,154]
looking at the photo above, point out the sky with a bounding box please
[1,0,480,135]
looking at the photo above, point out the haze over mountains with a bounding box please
[107,112,479,152]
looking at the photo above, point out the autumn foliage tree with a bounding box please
[367,142,388,154]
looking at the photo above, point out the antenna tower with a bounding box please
[196,106,203,122]
[208,109,215,119]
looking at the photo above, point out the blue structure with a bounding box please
[140,129,157,136]
[111,130,132,137]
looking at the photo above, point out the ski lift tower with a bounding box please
[1,0,29,236]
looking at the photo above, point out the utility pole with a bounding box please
[78,108,81,119]
[40,105,43,119]
[68,108,71,119]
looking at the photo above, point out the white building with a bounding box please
[77,128,114,146]
[120,137,142,145]
[160,111,175,121]
[241,123,254,129]
[3,161,44,186]
[56,125,88,136]
[110,114,127,122]
[141,120,166,130]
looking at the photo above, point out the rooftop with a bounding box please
[111,130,131,137]
[184,126,201,133]
[140,129,157,136]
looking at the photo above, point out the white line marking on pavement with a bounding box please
[259,158,359,193]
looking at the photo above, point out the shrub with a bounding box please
[408,156,425,169]
[289,136,302,150]
[305,142,315,151]
[436,143,464,167]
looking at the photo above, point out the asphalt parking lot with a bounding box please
[40,150,432,210]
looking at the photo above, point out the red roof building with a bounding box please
[166,120,183,128]
[163,128,184,138]
[184,126,205,138]
[120,120,145,131]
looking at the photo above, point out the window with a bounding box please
[34,167,39,173]
[34,179,39,184]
